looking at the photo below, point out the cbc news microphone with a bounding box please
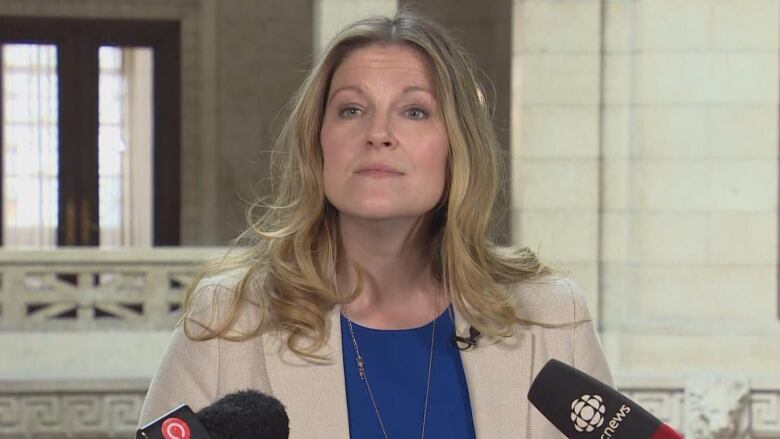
[528,360,682,439]
[137,390,289,439]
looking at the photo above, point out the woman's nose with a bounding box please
[366,113,395,148]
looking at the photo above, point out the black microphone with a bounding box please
[137,390,289,439]
[527,359,683,439]
[137,404,211,439]
[452,326,481,350]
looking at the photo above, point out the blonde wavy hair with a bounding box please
[180,7,552,362]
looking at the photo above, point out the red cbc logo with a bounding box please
[161,417,191,439]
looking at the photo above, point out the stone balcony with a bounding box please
[0,248,778,438]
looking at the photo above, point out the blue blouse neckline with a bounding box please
[339,305,452,333]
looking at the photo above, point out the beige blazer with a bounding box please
[138,275,613,438]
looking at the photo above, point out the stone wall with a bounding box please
[212,0,312,245]
[512,0,780,400]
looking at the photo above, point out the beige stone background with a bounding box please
[1,0,779,437]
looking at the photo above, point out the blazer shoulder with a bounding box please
[139,270,271,425]
[510,275,614,386]
[185,269,267,337]
[509,274,594,326]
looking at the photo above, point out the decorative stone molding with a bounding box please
[0,248,225,331]
[684,375,750,439]
[0,379,149,439]
[0,379,778,438]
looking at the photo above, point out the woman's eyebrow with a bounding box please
[328,84,365,102]
[328,84,435,102]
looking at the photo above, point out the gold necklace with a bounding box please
[342,286,439,439]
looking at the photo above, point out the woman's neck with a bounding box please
[335,213,449,329]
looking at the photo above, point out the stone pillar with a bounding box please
[511,0,603,315]
[213,0,314,244]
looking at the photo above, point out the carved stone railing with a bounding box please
[0,248,227,438]
[0,248,226,331]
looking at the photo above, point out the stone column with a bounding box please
[511,0,603,316]
[212,0,314,244]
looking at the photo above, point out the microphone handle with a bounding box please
[137,404,213,439]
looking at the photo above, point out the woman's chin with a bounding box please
[339,207,420,221]
[349,211,403,220]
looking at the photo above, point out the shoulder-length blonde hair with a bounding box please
[181,7,551,361]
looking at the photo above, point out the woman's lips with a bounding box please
[356,170,404,177]
[355,163,404,177]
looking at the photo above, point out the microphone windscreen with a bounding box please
[528,359,663,438]
[196,390,289,439]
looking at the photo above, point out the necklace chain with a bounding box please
[342,286,439,439]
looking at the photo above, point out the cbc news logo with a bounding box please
[570,394,606,433]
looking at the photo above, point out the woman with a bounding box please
[139,8,612,439]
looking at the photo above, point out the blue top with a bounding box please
[340,305,477,439]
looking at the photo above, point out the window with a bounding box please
[98,46,153,247]
[0,17,180,246]
[2,44,58,246]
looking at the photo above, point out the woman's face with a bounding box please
[320,43,449,221]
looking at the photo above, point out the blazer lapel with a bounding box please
[262,307,350,439]
[453,306,535,438]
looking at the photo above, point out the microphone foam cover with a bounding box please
[196,389,289,439]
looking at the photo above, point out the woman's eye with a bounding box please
[339,106,363,118]
[406,107,428,120]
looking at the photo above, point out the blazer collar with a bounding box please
[263,305,534,439]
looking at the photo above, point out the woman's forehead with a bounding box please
[330,43,436,89]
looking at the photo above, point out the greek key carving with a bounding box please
[623,389,685,430]
[0,392,145,438]
[752,392,780,435]
[0,396,24,434]
[64,395,105,432]
[21,396,62,435]
[105,394,145,431]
